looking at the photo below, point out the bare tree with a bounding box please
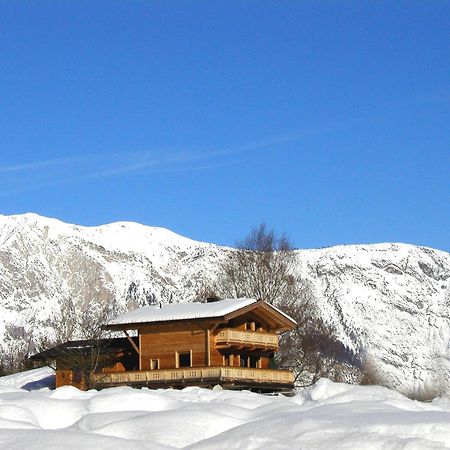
[1,254,127,378]
[211,224,361,386]
[213,224,298,302]
[277,293,362,386]
[30,271,125,387]
[0,324,35,376]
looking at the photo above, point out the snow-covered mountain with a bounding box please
[295,243,450,397]
[0,213,449,397]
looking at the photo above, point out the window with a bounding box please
[244,321,254,331]
[269,354,277,369]
[249,355,260,368]
[150,359,159,370]
[177,351,192,368]
[237,354,260,368]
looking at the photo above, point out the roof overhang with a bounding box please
[224,300,297,333]
[103,300,296,333]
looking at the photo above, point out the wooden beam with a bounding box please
[123,331,140,355]
[206,329,211,367]
[210,322,220,332]
[104,318,226,332]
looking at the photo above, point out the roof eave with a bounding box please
[103,316,227,331]
[224,300,296,332]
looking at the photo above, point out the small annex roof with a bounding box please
[104,298,296,332]
[29,337,138,360]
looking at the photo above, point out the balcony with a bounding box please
[91,366,293,390]
[215,328,279,350]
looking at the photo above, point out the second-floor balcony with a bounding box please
[215,328,279,350]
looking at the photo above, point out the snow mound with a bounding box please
[0,367,55,391]
[0,377,449,448]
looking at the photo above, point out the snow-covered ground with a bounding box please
[1,368,450,449]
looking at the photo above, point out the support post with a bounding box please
[206,329,211,366]
[124,330,140,355]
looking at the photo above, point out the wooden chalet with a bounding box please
[32,298,297,392]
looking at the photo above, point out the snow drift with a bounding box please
[0,368,450,449]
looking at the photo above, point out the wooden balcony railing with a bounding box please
[215,328,279,350]
[91,366,293,386]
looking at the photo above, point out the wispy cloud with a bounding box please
[1,86,446,193]
[0,121,355,196]
[0,156,88,174]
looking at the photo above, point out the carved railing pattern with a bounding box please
[92,366,293,385]
[215,328,279,350]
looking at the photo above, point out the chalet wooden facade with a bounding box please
[32,298,296,392]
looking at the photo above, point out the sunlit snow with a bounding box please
[108,298,257,325]
[1,368,449,449]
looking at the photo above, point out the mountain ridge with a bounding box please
[3,211,446,254]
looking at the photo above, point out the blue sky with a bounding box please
[1,1,449,250]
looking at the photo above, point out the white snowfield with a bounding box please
[0,368,450,449]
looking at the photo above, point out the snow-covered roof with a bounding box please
[107,298,258,326]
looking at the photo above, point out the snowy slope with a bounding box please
[0,213,449,397]
[0,212,228,339]
[294,244,450,397]
[0,369,450,449]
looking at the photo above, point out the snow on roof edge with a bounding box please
[107,297,296,327]
[268,302,297,326]
[107,298,258,326]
